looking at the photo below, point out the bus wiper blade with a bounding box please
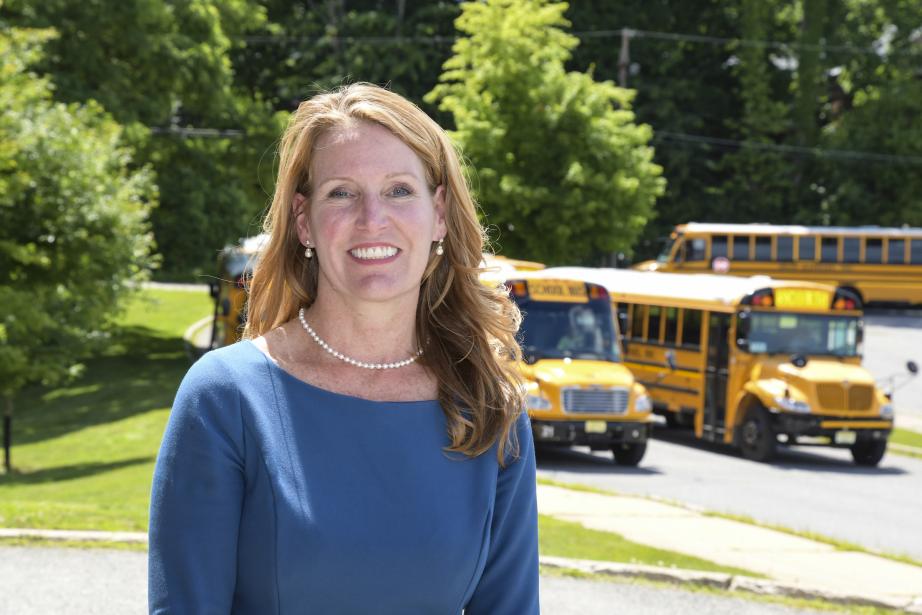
[523,346,545,364]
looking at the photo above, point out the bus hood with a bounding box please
[520,359,633,386]
[632,260,660,271]
[749,358,880,414]
[767,359,875,387]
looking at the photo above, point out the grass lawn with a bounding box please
[891,427,922,450]
[0,288,212,531]
[538,514,761,577]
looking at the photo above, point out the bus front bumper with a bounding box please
[769,413,892,446]
[530,419,650,450]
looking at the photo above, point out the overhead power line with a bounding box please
[578,28,921,58]
[653,131,922,165]
[149,126,245,138]
[241,26,921,58]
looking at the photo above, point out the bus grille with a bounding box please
[816,384,874,411]
[562,387,629,414]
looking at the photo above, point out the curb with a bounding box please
[539,555,922,613]
[0,528,147,544]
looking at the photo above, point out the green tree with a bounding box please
[233,1,460,121]
[0,26,156,471]
[565,1,743,257]
[427,0,665,264]
[1,0,285,275]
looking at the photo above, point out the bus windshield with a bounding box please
[739,312,862,357]
[657,234,680,263]
[515,298,621,363]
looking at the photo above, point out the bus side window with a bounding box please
[687,238,707,261]
[912,240,922,265]
[681,309,702,349]
[888,239,906,264]
[843,237,860,263]
[648,306,663,343]
[776,235,794,262]
[732,235,751,261]
[754,236,772,261]
[865,238,883,264]
[821,237,838,263]
[798,236,816,261]
[664,307,679,345]
[631,304,645,341]
[616,303,630,338]
[711,235,728,259]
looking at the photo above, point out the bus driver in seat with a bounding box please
[558,306,604,355]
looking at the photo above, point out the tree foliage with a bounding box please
[0,25,156,467]
[428,0,665,264]
[1,0,286,275]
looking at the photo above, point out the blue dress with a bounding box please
[148,341,539,614]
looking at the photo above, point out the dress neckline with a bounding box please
[242,339,441,408]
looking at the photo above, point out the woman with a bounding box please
[148,83,540,614]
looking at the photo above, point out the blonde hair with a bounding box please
[245,83,525,462]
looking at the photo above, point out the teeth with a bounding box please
[350,246,398,260]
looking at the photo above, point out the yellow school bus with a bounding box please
[209,234,267,348]
[635,223,922,305]
[542,267,893,466]
[487,268,653,465]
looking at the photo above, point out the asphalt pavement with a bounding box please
[0,546,828,615]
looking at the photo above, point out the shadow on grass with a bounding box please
[12,328,192,447]
[0,456,155,485]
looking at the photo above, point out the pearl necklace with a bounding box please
[298,308,423,370]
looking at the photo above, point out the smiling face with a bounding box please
[293,121,446,310]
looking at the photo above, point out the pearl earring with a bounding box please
[304,244,313,259]
[435,238,444,256]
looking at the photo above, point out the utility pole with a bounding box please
[618,28,634,88]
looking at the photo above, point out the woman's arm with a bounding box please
[148,352,246,614]
[466,412,540,614]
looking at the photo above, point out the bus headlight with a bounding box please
[526,393,553,411]
[880,404,894,420]
[774,397,811,413]
[634,394,652,413]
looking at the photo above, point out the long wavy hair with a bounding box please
[244,83,525,462]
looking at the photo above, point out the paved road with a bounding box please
[538,434,922,561]
[541,574,822,614]
[863,312,922,421]
[0,546,821,615]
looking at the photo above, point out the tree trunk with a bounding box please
[3,395,12,473]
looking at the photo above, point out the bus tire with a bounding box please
[612,442,646,466]
[851,439,886,467]
[739,405,776,462]
[840,286,863,305]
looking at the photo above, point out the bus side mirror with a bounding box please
[908,360,919,375]
[208,280,220,299]
[665,350,677,371]
[736,312,750,350]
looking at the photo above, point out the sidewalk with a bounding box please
[896,412,922,434]
[538,483,922,612]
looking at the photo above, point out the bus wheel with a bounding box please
[851,440,886,467]
[739,406,776,462]
[612,442,647,466]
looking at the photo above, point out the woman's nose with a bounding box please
[356,193,388,230]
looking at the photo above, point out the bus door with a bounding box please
[703,313,731,441]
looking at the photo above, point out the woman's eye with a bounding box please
[389,185,413,197]
[328,188,351,199]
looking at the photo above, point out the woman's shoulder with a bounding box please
[179,341,266,397]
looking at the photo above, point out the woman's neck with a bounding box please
[302,294,421,364]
